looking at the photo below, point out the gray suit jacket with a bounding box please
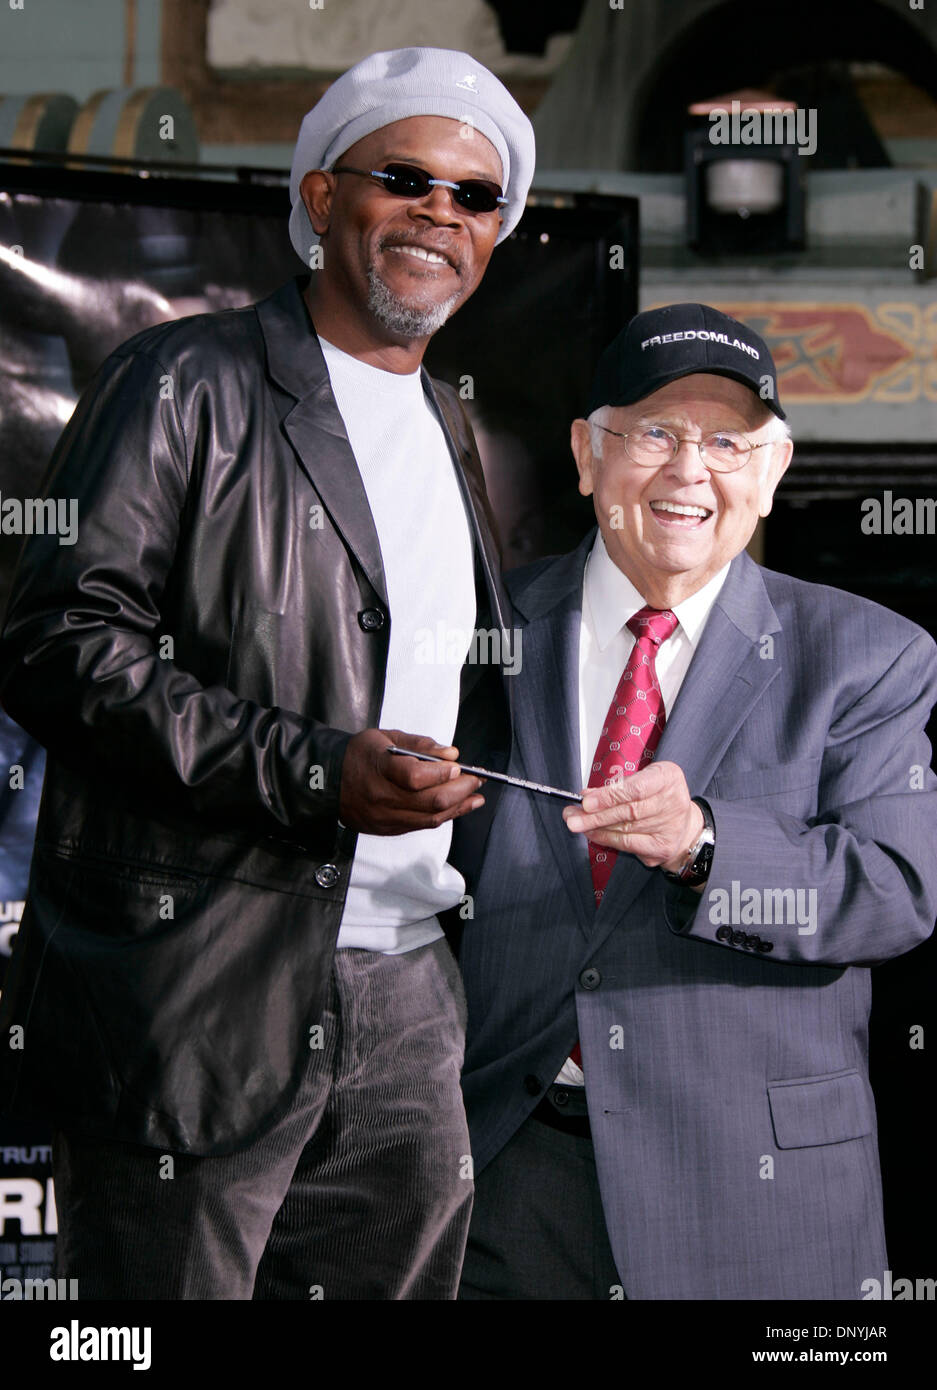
[458,527,937,1299]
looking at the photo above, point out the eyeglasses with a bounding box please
[593,423,776,473]
[331,161,508,214]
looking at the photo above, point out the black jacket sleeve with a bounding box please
[0,345,351,846]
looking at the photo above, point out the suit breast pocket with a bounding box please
[705,755,822,808]
[767,1068,875,1148]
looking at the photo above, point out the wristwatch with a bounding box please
[661,797,715,887]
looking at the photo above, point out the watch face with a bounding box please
[691,840,716,881]
[681,834,714,884]
[662,814,714,884]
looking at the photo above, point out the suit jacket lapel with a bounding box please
[589,548,783,947]
[653,549,782,787]
[510,532,596,938]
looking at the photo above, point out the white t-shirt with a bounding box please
[319,336,477,954]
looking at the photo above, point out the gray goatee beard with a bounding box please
[366,265,462,339]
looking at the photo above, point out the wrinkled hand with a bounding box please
[338,728,484,836]
[562,760,703,872]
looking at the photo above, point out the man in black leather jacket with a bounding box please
[0,47,533,1299]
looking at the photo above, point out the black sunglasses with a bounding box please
[331,161,507,214]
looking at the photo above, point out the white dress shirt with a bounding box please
[554,530,731,1085]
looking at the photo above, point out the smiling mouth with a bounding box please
[649,500,714,526]
[383,242,455,270]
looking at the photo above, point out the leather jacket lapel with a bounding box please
[424,375,510,640]
[256,278,514,636]
[256,278,388,607]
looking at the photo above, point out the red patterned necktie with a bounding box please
[569,605,678,1070]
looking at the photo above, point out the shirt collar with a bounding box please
[583,530,731,652]
[317,334,424,396]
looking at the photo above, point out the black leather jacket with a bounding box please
[0,276,510,1154]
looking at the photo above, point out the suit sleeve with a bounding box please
[666,628,937,966]
[0,346,351,849]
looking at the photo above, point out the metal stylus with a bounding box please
[385,746,583,803]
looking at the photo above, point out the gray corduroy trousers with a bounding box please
[52,937,472,1300]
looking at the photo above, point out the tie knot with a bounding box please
[627,606,678,648]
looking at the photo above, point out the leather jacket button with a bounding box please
[579,967,601,990]
[358,608,385,632]
[523,1074,542,1096]
[314,863,340,888]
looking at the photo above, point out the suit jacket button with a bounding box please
[553,1088,569,1107]
[314,863,340,888]
[358,608,386,632]
[580,967,601,989]
[523,1074,542,1096]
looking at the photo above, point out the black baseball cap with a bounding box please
[587,303,785,420]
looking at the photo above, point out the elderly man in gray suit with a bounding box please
[456,304,937,1300]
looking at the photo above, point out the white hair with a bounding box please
[764,414,793,444]
[587,406,612,458]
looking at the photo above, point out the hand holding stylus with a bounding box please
[337,730,485,835]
